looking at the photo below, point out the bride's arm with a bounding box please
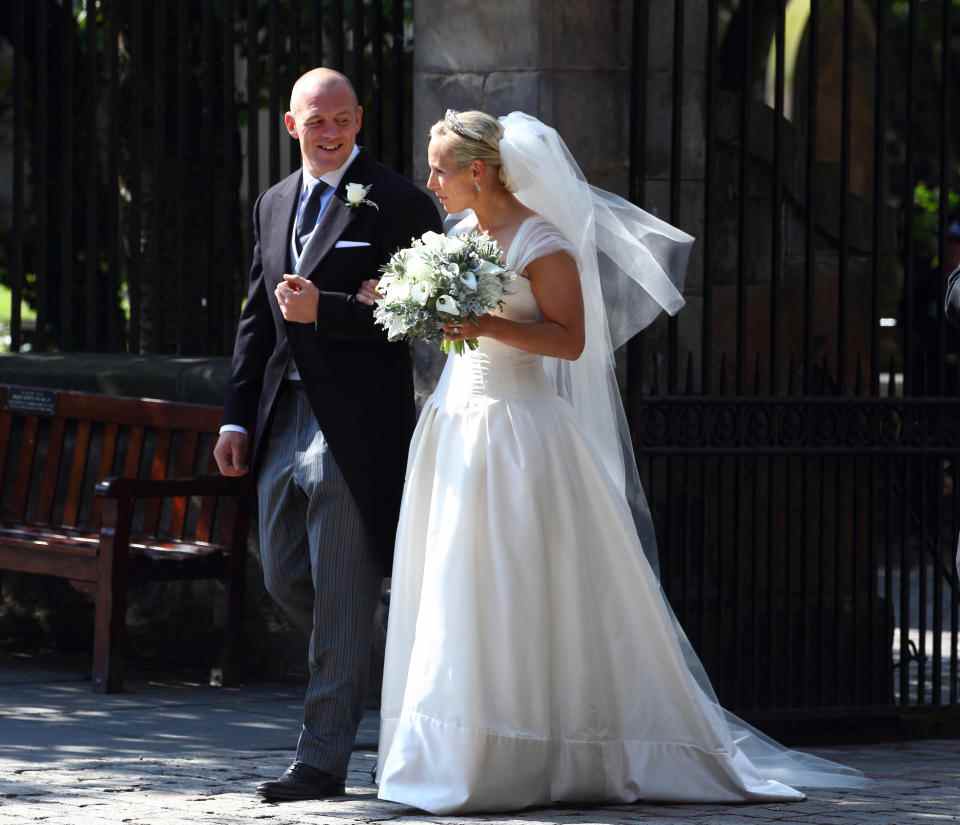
[448,251,586,361]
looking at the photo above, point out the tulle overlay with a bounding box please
[375,219,861,814]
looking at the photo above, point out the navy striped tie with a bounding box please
[296,181,329,254]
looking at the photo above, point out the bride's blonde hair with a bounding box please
[430,110,515,192]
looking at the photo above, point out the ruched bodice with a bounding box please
[429,215,572,407]
[432,278,552,404]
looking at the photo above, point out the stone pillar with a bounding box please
[638,3,708,391]
[412,1,634,196]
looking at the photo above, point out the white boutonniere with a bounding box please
[345,182,378,210]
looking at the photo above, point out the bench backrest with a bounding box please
[0,385,237,543]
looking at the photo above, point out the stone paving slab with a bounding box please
[0,669,958,824]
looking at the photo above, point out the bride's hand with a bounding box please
[356,278,381,306]
[442,315,493,341]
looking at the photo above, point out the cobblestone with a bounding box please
[1,663,957,824]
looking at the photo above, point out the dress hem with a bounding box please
[377,710,807,814]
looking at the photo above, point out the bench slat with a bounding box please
[169,431,200,539]
[0,525,100,546]
[34,417,66,525]
[0,541,98,582]
[10,418,40,522]
[0,525,225,554]
[62,421,92,528]
[143,430,172,536]
[56,391,221,431]
[0,524,227,584]
[98,422,120,482]
[90,423,120,527]
[123,426,145,478]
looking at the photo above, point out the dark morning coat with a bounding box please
[223,149,443,571]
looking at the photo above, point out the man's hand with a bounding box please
[213,431,250,477]
[356,278,381,306]
[275,274,320,323]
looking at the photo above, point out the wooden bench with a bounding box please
[0,384,252,692]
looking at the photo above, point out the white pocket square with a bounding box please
[334,240,371,248]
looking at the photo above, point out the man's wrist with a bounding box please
[219,424,249,436]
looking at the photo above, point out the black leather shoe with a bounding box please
[256,762,346,802]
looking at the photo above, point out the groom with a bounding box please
[213,68,441,801]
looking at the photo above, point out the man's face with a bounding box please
[284,82,362,177]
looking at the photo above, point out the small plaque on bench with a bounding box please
[5,388,57,417]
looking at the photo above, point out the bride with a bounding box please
[357,110,867,815]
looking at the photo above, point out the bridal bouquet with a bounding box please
[373,230,515,354]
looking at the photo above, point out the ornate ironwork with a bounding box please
[634,398,960,452]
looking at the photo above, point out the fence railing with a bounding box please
[3,0,414,357]
[629,0,959,716]
[637,387,960,712]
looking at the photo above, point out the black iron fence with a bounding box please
[6,0,959,720]
[2,0,413,356]
[637,376,960,713]
[630,0,960,716]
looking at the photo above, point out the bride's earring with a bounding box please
[473,180,481,194]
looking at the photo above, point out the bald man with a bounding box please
[214,69,441,801]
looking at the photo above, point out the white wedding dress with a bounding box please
[376,217,860,814]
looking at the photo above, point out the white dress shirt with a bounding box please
[220,145,361,437]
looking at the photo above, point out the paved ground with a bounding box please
[1,658,958,825]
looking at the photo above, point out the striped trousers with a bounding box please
[257,382,382,779]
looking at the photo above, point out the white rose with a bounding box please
[387,279,411,302]
[420,231,447,248]
[405,253,436,284]
[436,295,460,316]
[345,182,370,206]
[442,236,467,256]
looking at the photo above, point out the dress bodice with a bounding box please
[431,216,574,406]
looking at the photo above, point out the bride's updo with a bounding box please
[430,110,516,192]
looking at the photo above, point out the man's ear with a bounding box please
[284,111,299,140]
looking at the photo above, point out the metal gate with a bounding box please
[629,0,960,719]
[3,0,414,356]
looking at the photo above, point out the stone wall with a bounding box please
[409,1,637,396]
[412,0,634,195]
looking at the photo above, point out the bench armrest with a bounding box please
[95,474,253,500]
